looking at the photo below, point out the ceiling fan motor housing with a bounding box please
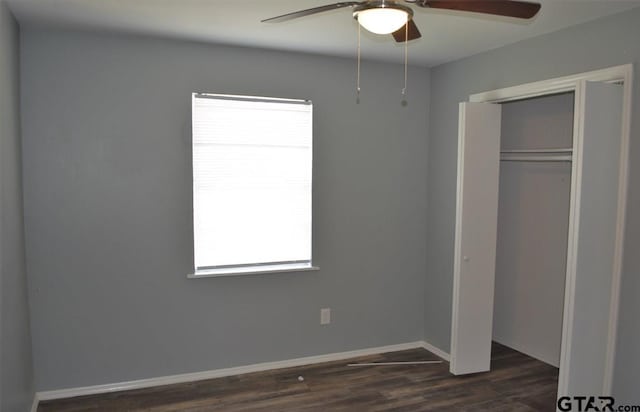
[352,0,415,20]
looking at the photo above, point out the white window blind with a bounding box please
[191,93,313,274]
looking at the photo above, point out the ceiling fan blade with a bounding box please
[261,2,362,23]
[421,0,541,19]
[392,19,422,42]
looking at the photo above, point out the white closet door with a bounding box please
[450,102,501,375]
[561,81,623,396]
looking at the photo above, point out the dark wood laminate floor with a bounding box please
[38,343,558,411]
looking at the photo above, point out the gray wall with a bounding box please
[0,1,34,410]
[493,93,573,367]
[425,8,640,402]
[20,29,430,391]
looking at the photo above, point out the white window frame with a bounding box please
[188,93,318,278]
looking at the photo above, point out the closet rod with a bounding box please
[500,148,573,154]
[500,154,572,162]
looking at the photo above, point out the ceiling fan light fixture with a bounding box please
[354,4,411,35]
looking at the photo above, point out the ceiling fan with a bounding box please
[262,0,542,42]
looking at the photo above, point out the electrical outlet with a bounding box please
[320,308,331,325]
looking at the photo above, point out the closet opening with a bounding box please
[493,92,575,374]
[451,65,632,400]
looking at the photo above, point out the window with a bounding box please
[190,93,315,277]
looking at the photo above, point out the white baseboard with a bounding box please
[30,394,39,412]
[492,336,558,368]
[36,340,450,403]
[421,341,451,361]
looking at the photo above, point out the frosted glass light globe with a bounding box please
[355,8,409,35]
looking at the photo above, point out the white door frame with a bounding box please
[461,63,633,396]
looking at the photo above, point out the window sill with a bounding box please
[187,262,319,279]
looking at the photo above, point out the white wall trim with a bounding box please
[493,336,559,368]
[30,394,39,412]
[469,64,631,103]
[467,63,632,399]
[36,340,448,402]
[421,341,451,362]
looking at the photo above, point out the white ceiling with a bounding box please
[6,0,640,67]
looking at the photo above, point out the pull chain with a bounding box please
[357,22,361,104]
[401,21,408,105]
